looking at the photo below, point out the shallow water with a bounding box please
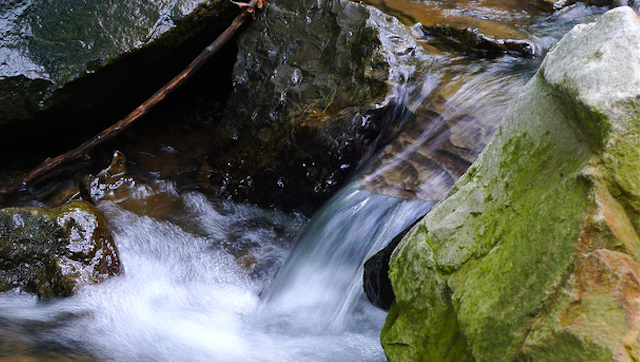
[0,189,389,361]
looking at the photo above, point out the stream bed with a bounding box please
[0,1,614,361]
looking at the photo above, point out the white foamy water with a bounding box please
[0,191,391,361]
[261,181,434,332]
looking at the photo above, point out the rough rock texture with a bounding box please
[0,0,237,165]
[208,0,428,212]
[0,200,121,297]
[382,7,640,362]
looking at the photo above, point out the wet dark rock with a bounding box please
[361,0,541,57]
[0,200,121,298]
[208,0,427,212]
[80,150,180,219]
[80,150,137,204]
[0,0,238,167]
[363,218,422,311]
[423,26,535,57]
[536,0,619,11]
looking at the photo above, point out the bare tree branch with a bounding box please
[0,0,261,195]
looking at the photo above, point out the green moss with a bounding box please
[0,201,119,298]
[384,229,474,362]
[543,75,611,153]
[604,135,640,200]
[384,9,640,362]
[382,55,598,362]
[519,332,616,362]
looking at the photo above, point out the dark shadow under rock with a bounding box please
[363,216,423,311]
[0,0,238,169]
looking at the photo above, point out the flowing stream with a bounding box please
[0,3,612,361]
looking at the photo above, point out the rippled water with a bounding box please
[0,2,618,361]
[262,181,434,331]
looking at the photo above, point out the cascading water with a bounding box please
[260,181,435,331]
[0,3,613,362]
[0,5,433,361]
[258,7,439,332]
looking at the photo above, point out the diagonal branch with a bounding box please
[0,0,261,196]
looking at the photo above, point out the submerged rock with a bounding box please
[80,150,179,219]
[361,0,539,57]
[359,110,479,202]
[382,7,640,362]
[536,0,620,11]
[80,150,134,204]
[0,200,121,298]
[208,0,428,212]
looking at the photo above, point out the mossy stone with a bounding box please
[382,7,640,362]
[0,200,121,298]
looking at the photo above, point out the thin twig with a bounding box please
[0,0,260,195]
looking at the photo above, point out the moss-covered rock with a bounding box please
[382,7,640,362]
[208,0,428,211]
[0,200,121,298]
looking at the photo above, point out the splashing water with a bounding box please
[260,181,435,331]
[0,191,389,362]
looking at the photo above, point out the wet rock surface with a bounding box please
[0,0,238,167]
[537,0,619,11]
[80,150,182,220]
[0,200,121,298]
[207,0,428,212]
[361,0,541,57]
[382,7,640,361]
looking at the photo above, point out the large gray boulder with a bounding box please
[382,7,640,362]
[0,0,237,164]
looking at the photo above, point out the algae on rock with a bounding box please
[382,7,640,362]
[0,200,121,298]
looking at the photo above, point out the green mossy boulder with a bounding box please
[382,7,640,362]
[0,200,121,298]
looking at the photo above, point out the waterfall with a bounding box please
[260,181,435,331]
